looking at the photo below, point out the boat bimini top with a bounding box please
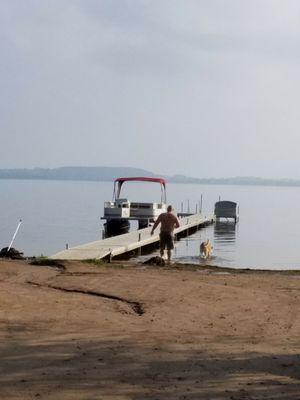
[113,177,167,203]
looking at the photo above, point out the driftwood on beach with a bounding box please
[0,247,24,259]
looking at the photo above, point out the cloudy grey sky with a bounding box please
[1,0,300,178]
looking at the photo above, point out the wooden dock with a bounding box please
[50,213,215,261]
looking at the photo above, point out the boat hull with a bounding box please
[104,219,130,237]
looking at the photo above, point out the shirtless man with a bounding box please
[151,205,180,262]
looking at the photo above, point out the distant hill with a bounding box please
[0,166,155,182]
[0,167,300,187]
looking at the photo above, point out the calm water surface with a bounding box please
[1,179,300,270]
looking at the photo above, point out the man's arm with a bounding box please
[174,215,180,229]
[151,214,161,235]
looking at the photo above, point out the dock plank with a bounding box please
[50,214,214,260]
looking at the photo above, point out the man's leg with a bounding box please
[166,234,174,262]
[160,233,165,258]
[167,249,171,261]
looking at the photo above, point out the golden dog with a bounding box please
[200,239,213,259]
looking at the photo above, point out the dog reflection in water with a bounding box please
[200,239,213,259]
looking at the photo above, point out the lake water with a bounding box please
[1,179,300,270]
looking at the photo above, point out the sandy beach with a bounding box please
[0,258,299,399]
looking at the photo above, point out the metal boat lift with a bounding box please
[214,201,239,223]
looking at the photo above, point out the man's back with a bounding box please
[151,205,180,261]
[156,212,179,233]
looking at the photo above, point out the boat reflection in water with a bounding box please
[214,220,237,250]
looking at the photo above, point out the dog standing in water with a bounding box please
[200,239,213,259]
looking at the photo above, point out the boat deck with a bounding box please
[50,213,215,261]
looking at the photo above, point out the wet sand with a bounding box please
[0,259,299,399]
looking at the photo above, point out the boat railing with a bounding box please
[104,201,115,208]
[131,203,152,209]
[130,202,165,209]
[104,201,130,208]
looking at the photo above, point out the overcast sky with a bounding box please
[1,0,300,178]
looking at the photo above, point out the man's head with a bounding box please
[167,205,173,212]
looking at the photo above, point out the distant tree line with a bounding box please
[0,167,299,187]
